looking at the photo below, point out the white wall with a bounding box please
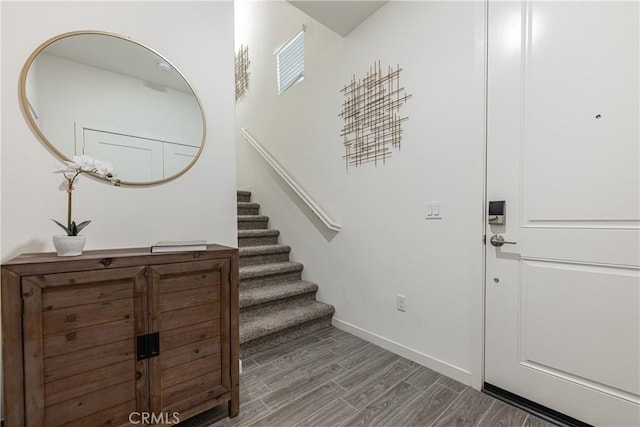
[236,1,485,385]
[1,1,236,417]
[1,1,236,259]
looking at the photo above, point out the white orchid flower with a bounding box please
[53,164,74,174]
[54,155,119,185]
[93,160,114,177]
[71,155,97,171]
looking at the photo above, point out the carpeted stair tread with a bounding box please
[237,215,269,222]
[240,300,335,344]
[236,189,334,354]
[237,191,252,203]
[237,215,270,230]
[239,244,291,267]
[239,281,318,308]
[237,202,260,209]
[239,261,303,280]
[239,244,291,257]
[237,229,280,238]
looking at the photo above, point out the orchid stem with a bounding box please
[67,177,73,228]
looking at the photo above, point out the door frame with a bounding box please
[471,0,489,392]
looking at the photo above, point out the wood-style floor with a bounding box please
[182,327,557,427]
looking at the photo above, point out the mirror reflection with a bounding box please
[21,31,206,185]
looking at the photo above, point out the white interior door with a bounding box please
[485,2,639,426]
[163,143,198,178]
[78,126,164,182]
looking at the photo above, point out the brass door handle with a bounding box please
[490,235,517,247]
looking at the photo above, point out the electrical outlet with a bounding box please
[396,294,406,312]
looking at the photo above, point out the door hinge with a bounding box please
[483,234,486,245]
[137,332,160,360]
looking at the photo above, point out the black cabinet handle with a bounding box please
[137,332,160,360]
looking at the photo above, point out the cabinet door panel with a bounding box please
[44,359,132,406]
[61,401,137,427]
[149,259,231,421]
[159,285,220,312]
[44,380,135,426]
[44,339,133,383]
[159,301,220,331]
[157,262,222,293]
[161,336,221,370]
[162,357,222,390]
[42,298,134,335]
[40,279,132,308]
[159,319,219,351]
[22,267,148,427]
[162,385,229,418]
[44,318,134,357]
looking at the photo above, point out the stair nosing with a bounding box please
[237,229,280,237]
[237,215,268,222]
[239,244,291,256]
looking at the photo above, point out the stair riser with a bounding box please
[240,315,333,357]
[241,271,302,289]
[238,236,279,247]
[238,206,260,215]
[240,292,317,316]
[237,194,251,203]
[237,220,268,230]
[240,252,290,267]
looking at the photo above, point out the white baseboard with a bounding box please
[332,318,472,386]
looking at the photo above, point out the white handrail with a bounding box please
[240,128,342,232]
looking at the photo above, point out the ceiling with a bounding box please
[287,1,388,36]
[43,34,193,93]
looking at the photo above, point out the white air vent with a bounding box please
[275,27,305,95]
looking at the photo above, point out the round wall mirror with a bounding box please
[20,31,206,185]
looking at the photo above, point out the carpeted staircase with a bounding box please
[237,190,335,357]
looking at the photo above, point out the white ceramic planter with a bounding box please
[52,235,87,256]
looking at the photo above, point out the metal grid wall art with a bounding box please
[339,61,412,169]
[235,44,250,102]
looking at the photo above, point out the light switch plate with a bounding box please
[397,294,406,312]
[426,201,442,219]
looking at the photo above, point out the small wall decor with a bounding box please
[339,61,412,169]
[235,44,250,101]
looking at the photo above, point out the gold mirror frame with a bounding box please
[19,30,207,186]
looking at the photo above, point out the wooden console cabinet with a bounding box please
[1,245,239,426]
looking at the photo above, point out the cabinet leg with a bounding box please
[228,395,240,417]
